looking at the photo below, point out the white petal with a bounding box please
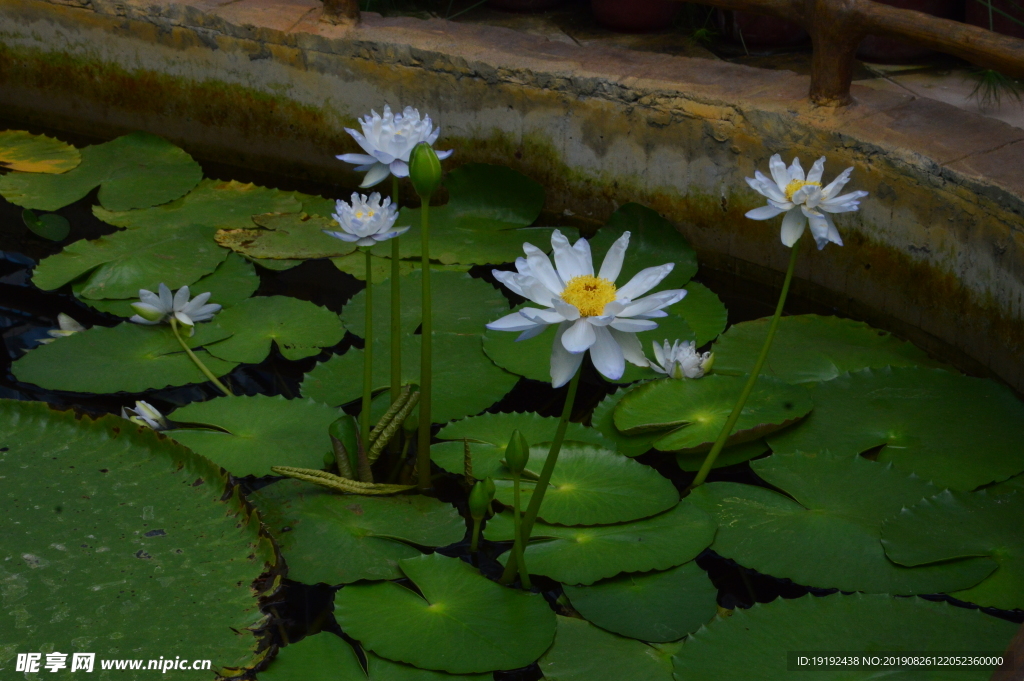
[788,157,805,182]
[524,243,564,297]
[552,298,581,322]
[550,321,584,388]
[618,289,687,318]
[819,190,868,210]
[323,230,362,243]
[752,171,787,202]
[805,210,842,250]
[821,167,853,198]
[486,311,538,332]
[603,300,626,316]
[551,230,586,281]
[492,269,527,298]
[138,289,164,309]
[745,204,785,221]
[768,154,789,190]
[590,326,625,381]
[516,324,549,341]
[436,149,454,160]
[360,163,391,188]
[652,340,667,367]
[158,283,173,310]
[174,311,194,327]
[617,263,674,300]
[612,328,648,367]
[807,157,826,184]
[337,153,378,165]
[572,237,594,277]
[561,318,597,353]
[519,307,567,325]
[390,159,410,178]
[129,315,159,325]
[610,318,658,332]
[780,207,806,248]
[172,286,191,311]
[598,231,630,282]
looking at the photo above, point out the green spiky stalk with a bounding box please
[271,466,414,495]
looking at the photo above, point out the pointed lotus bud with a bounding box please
[329,415,361,478]
[409,142,442,198]
[468,477,496,521]
[130,302,165,322]
[504,429,529,476]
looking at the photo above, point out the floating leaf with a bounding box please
[365,651,492,681]
[563,561,718,643]
[614,375,812,452]
[484,501,715,585]
[538,616,674,681]
[591,383,661,457]
[0,132,202,211]
[216,212,357,260]
[666,281,727,346]
[332,251,419,281]
[674,593,1017,680]
[882,489,1024,611]
[334,554,555,674]
[251,480,464,585]
[712,314,944,384]
[0,129,80,173]
[766,367,1024,490]
[33,222,227,298]
[168,395,341,478]
[12,322,236,394]
[205,296,344,364]
[687,453,997,594]
[675,440,769,471]
[22,208,70,241]
[0,400,273,674]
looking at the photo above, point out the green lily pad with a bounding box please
[492,443,680,525]
[365,651,492,681]
[882,490,1024,611]
[23,209,71,241]
[168,395,342,478]
[687,453,997,594]
[0,132,202,211]
[712,314,944,384]
[614,375,812,453]
[251,480,464,585]
[674,593,1017,681]
[766,367,1024,490]
[0,400,274,676]
[484,501,715,585]
[75,253,259,317]
[249,255,303,271]
[332,251,420,281]
[431,411,613,478]
[675,440,769,471]
[666,281,727,347]
[538,616,674,681]
[563,561,718,643]
[13,322,237,394]
[591,383,661,457]
[93,178,302,230]
[33,222,227,299]
[216,212,357,260]
[334,554,556,674]
[0,129,81,173]
[366,164,551,265]
[989,472,1024,495]
[205,296,344,364]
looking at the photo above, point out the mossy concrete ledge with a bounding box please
[2,0,1024,390]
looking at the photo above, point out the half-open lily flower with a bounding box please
[337,105,454,188]
[39,313,86,344]
[649,339,713,379]
[130,283,221,336]
[324,192,409,248]
[745,154,868,250]
[121,400,168,430]
[486,230,687,388]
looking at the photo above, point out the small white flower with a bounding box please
[121,400,168,430]
[323,192,409,248]
[649,339,712,379]
[337,105,454,188]
[130,283,221,336]
[745,154,868,250]
[486,230,687,388]
[39,313,86,344]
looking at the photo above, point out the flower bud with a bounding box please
[329,415,361,476]
[504,429,529,476]
[702,352,715,374]
[468,477,496,521]
[130,302,165,322]
[409,142,442,198]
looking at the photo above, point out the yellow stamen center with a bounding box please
[784,180,821,201]
[354,210,376,219]
[560,275,617,317]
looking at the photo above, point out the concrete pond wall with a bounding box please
[2,0,1024,389]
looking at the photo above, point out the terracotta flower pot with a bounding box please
[717,10,808,49]
[486,0,564,11]
[856,0,956,62]
[592,0,680,33]
[965,0,1024,39]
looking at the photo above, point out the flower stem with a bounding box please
[689,240,801,489]
[511,472,532,589]
[500,365,581,585]
[470,516,481,552]
[169,318,234,397]
[391,176,402,406]
[416,200,433,491]
[362,248,374,456]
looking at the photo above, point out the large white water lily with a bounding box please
[486,230,687,387]
[337,105,454,188]
[745,154,868,250]
[649,339,713,379]
[39,313,86,344]
[323,192,409,248]
[121,400,168,430]
[129,283,221,336]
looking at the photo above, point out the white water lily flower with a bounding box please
[650,339,713,379]
[39,313,86,344]
[121,400,168,430]
[337,105,454,188]
[129,283,221,336]
[486,229,688,388]
[323,192,409,248]
[745,154,869,250]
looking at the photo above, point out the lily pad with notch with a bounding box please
[666,281,728,347]
[538,615,674,681]
[216,212,357,261]
[0,129,81,173]
[204,295,344,364]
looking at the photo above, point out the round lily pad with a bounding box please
[335,553,556,674]
[591,383,661,457]
[22,209,71,241]
[217,213,356,261]
[484,501,715,585]
[168,395,342,478]
[205,296,344,364]
[538,616,674,681]
[674,593,1017,681]
[675,440,769,472]
[0,400,275,676]
[687,453,997,595]
[666,281,728,346]
[614,375,812,453]
[563,561,718,643]
[766,367,1024,490]
[882,489,1024,611]
[492,443,680,525]
[0,132,202,211]
[251,480,464,585]
[0,129,81,173]
[712,314,944,384]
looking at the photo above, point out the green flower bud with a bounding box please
[468,477,496,521]
[329,415,361,475]
[130,302,165,322]
[409,142,442,198]
[702,352,715,374]
[504,429,529,476]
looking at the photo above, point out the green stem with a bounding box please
[689,240,801,489]
[170,318,233,397]
[512,472,531,589]
[500,366,581,585]
[470,516,481,552]
[361,248,374,455]
[417,200,433,491]
[391,176,402,406]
